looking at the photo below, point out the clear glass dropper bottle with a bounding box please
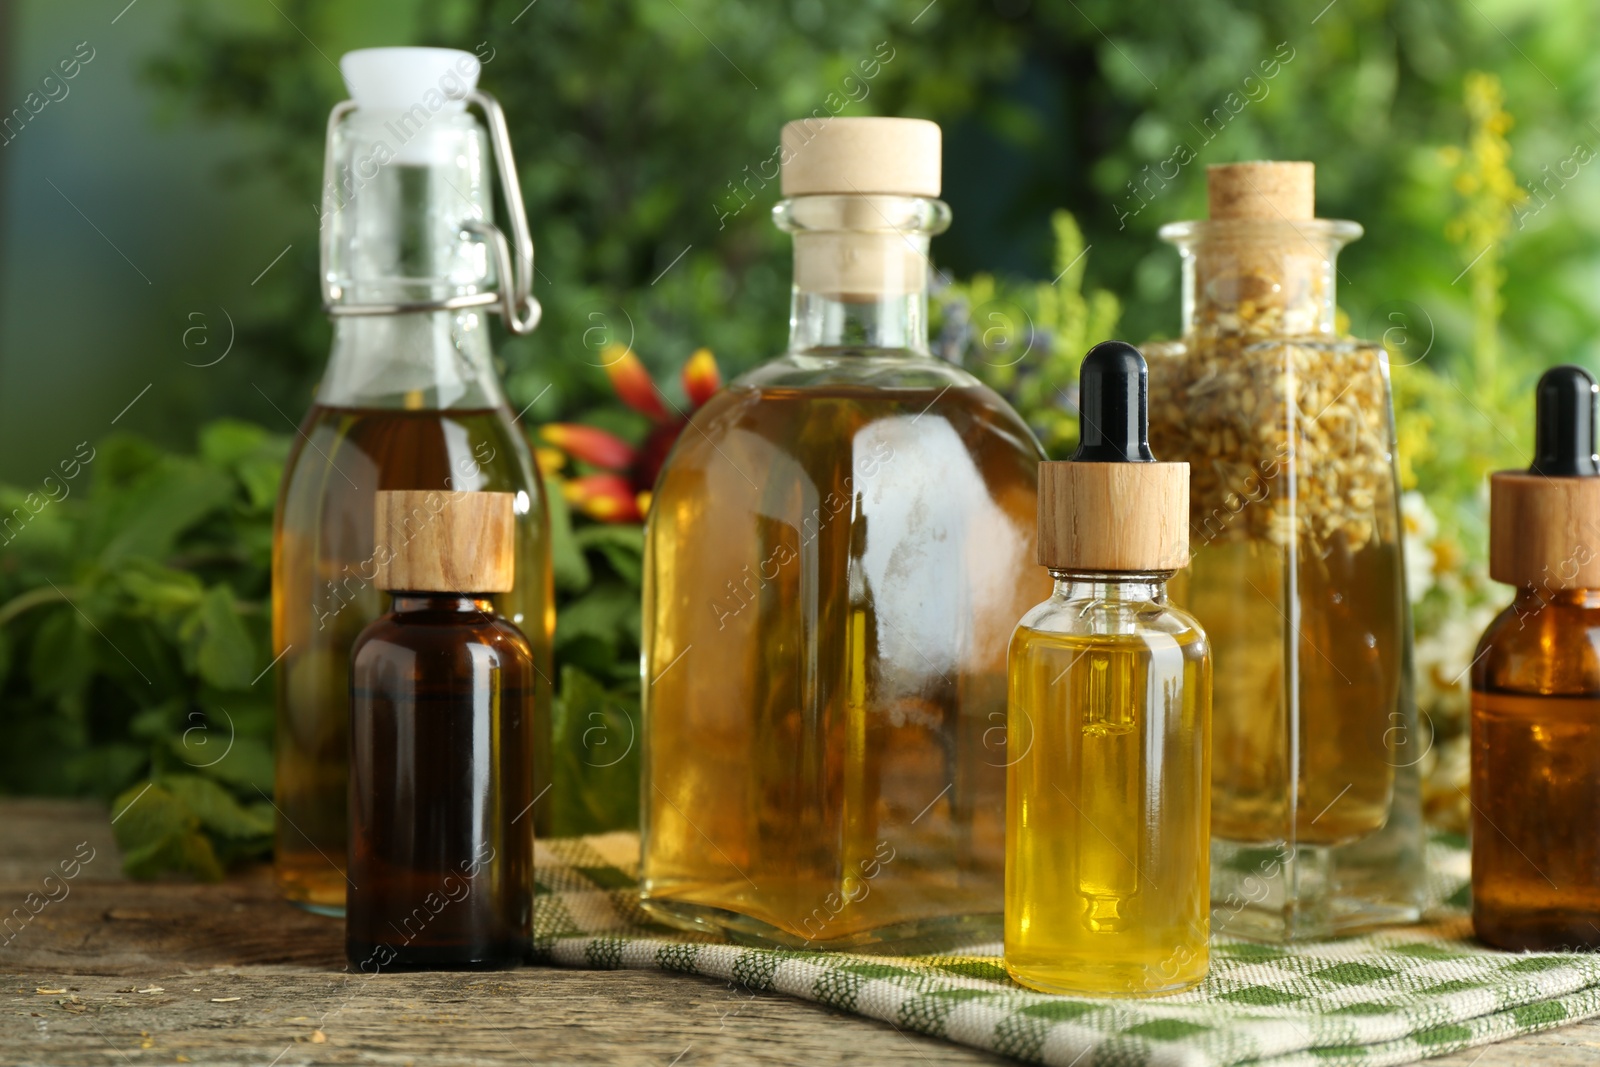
[1006,340,1211,996]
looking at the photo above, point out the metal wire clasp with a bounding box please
[318,89,542,334]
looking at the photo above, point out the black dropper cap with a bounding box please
[1072,340,1155,463]
[1529,365,1600,477]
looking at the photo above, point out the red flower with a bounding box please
[541,345,722,523]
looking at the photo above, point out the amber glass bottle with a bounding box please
[640,118,1048,950]
[275,48,551,914]
[347,491,535,970]
[1472,366,1600,952]
[1006,342,1211,996]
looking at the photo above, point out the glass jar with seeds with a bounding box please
[1142,161,1424,942]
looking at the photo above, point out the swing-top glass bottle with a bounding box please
[272,47,551,913]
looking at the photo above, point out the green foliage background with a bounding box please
[3,0,1597,868]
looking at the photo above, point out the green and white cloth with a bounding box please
[532,832,1600,1066]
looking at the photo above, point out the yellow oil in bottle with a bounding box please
[1005,624,1210,996]
[273,404,552,912]
[1173,531,1401,845]
[641,377,1047,948]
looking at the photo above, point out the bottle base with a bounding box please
[639,895,1001,955]
[276,862,348,918]
[1474,910,1600,952]
[1003,958,1207,998]
[1211,839,1423,943]
[295,901,347,919]
[346,939,530,972]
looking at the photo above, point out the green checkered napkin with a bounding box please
[532,832,1600,1066]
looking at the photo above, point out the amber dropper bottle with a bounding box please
[346,490,536,971]
[1472,365,1600,952]
[1005,341,1211,996]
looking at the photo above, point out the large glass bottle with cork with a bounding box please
[640,117,1049,949]
[1143,161,1423,940]
[273,48,551,914]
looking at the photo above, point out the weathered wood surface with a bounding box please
[0,800,1595,1066]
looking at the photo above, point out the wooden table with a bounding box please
[2,800,1596,1066]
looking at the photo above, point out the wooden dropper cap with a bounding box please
[1490,366,1600,589]
[1039,342,1190,573]
[373,490,516,593]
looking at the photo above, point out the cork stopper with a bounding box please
[1207,161,1314,220]
[780,117,941,198]
[1039,342,1190,572]
[373,490,516,593]
[1490,366,1600,589]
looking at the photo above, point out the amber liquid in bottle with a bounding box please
[1472,589,1600,951]
[282,60,552,914]
[644,376,1044,946]
[1148,224,1407,849]
[274,406,551,912]
[347,592,535,969]
[1471,364,1600,951]
[1006,586,1211,995]
[1178,529,1402,844]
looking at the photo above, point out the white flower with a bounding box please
[1400,490,1439,603]
[1414,603,1498,718]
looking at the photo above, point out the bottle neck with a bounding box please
[776,194,949,357]
[320,109,506,410]
[789,290,929,354]
[1513,586,1600,611]
[1049,570,1172,604]
[1162,219,1360,339]
[320,309,503,410]
[390,592,497,615]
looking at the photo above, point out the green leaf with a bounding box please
[200,418,287,512]
[93,433,163,487]
[129,700,185,741]
[576,524,645,586]
[116,560,205,621]
[233,456,286,514]
[549,666,640,835]
[555,581,641,653]
[182,586,257,690]
[197,419,270,467]
[180,733,274,793]
[546,474,592,592]
[29,607,93,701]
[0,488,76,563]
[109,781,224,882]
[63,743,147,800]
[160,774,274,839]
[122,827,225,882]
[87,457,234,565]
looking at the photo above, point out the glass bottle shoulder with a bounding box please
[671,350,1043,463]
[735,349,991,393]
[1473,590,1600,695]
[1014,588,1208,652]
[352,608,534,672]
